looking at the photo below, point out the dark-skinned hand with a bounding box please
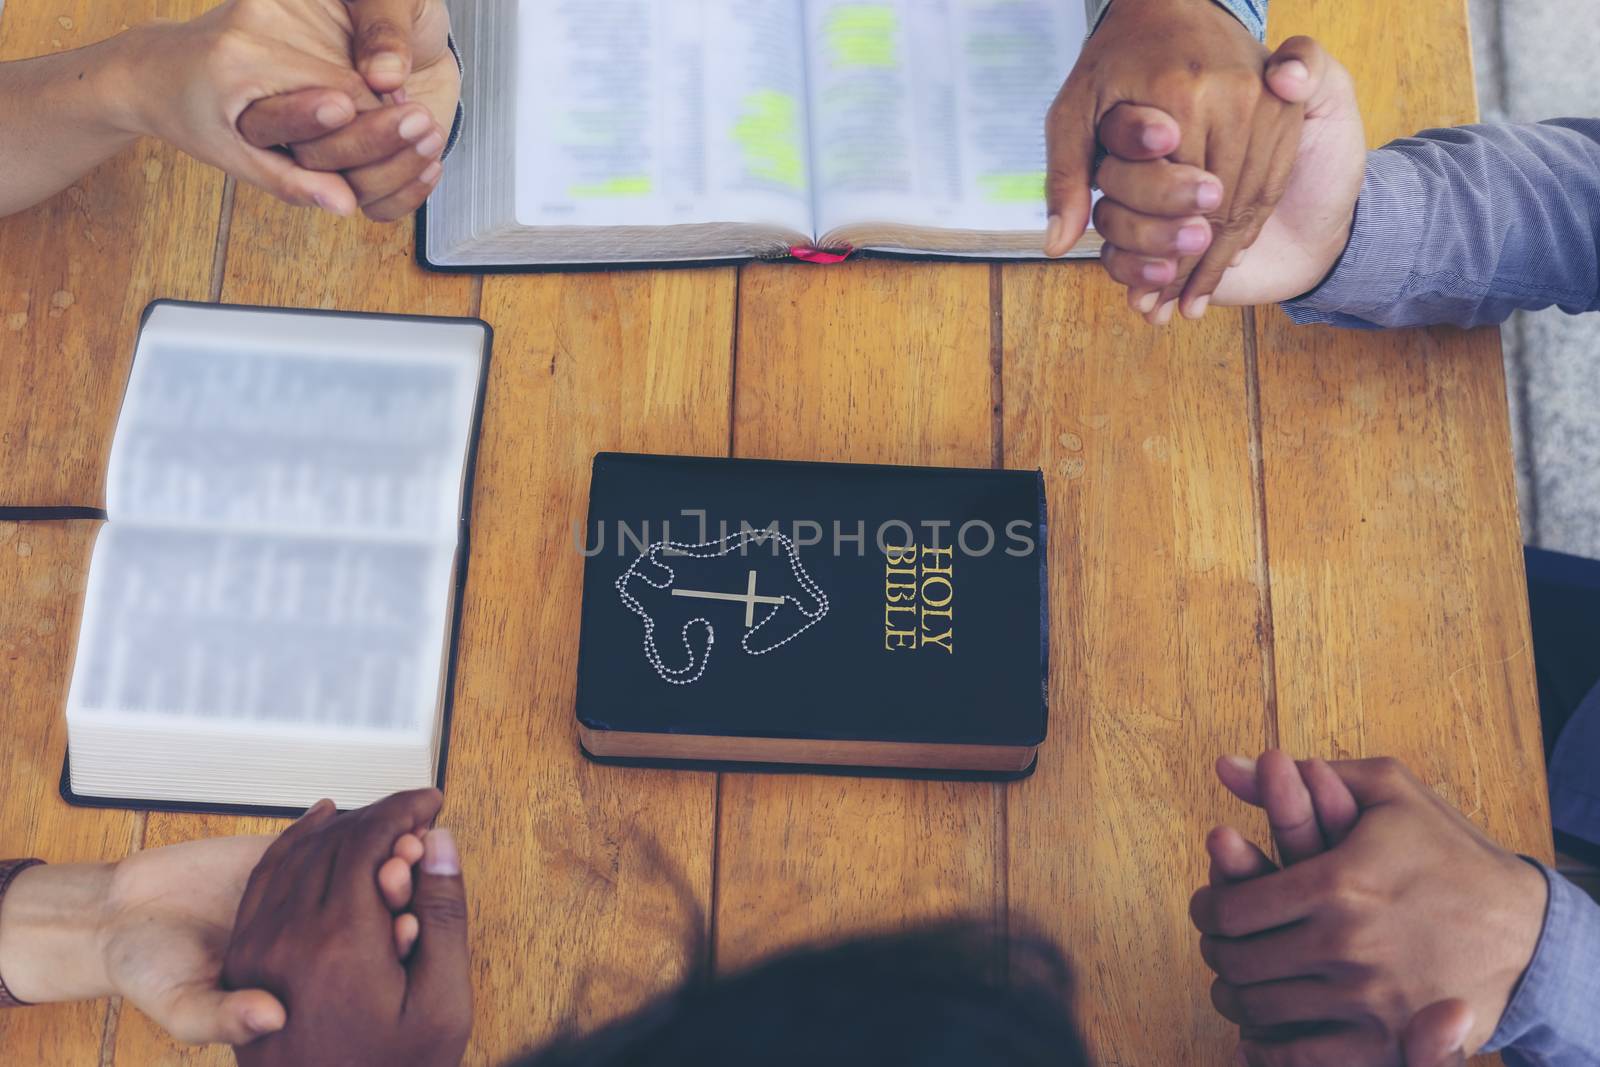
[1044,0,1307,320]
[223,789,472,1067]
[1198,753,1544,1065]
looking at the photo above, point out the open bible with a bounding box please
[62,302,490,813]
[422,0,1096,269]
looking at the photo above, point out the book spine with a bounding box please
[786,245,854,264]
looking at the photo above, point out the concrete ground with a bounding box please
[1470,0,1600,557]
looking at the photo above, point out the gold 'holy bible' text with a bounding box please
[883,544,953,653]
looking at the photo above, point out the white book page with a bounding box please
[807,0,1083,237]
[67,524,453,739]
[107,309,482,542]
[514,0,813,235]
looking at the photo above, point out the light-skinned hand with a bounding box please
[235,0,459,221]
[224,789,472,1067]
[1091,36,1367,321]
[1194,754,1547,1063]
[1044,0,1307,316]
[101,0,455,219]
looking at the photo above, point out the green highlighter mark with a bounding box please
[980,172,1046,204]
[569,175,653,198]
[734,90,805,190]
[825,4,898,68]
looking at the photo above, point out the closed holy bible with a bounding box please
[575,453,1048,779]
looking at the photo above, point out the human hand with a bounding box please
[0,821,421,1046]
[1091,37,1367,321]
[223,790,472,1067]
[1192,756,1548,1063]
[105,0,455,218]
[1044,0,1305,313]
[235,0,460,221]
[1204,755,1476,1067]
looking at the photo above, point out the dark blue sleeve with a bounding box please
[1284,120,1600,329]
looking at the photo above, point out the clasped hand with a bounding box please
[121,0,459,221]
[1195,751,1549,1066]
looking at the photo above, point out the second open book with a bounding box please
[424,0,1097,269]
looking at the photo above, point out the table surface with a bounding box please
[0,1,1553,1064]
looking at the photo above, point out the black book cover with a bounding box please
[575,453,1048,775]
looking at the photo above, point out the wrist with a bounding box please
[89,22,177,141]
[0,863,117,1004]
[1475,854,1550,1049]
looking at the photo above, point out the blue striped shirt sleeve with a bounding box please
[1283,120,1600,329]
[1086,0,1266,41]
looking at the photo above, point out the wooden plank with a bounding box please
[107,187,477,1065]
[0,0,222,506]
[1002,269,1272,1063]
[0,520,126,1064]
[442,269,732,1063]
[1257,5,1550,1062]
[714,261,1003,969]
[0,1,218,1061]
[1257,0,1552,850]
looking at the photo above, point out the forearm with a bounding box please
[1285,121,1600,330]
[0,863,115,1004]
[0,29,154,218]
[1087,0,1267,40]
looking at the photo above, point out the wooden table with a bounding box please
[0,1,1554,1064]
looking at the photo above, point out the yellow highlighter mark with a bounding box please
[825,5,899,68]
[569,175,653,198]
[979,172,1046,204]
[734,90,805,190]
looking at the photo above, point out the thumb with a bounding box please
[1043,84,1096,257]
[157,985,285,1046]
[1403,999,1474,1067]
[1263,35,1329,105]
[347,0,421,93]
[1265,36,1357,124]
[404,828,473,1026]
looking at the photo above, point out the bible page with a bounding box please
[73,303,484,740]
[513,0,814,237]
[806,0,1083,241]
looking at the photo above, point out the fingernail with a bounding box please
[1195,181,1222,211]
[247,1007,281,1034]
[1185,295,1211,319]
[1223,755,1257,774]
[1176,224,1208,255]
[1155,300,1178,326]
[1231,250,1246,268]
[1276,59,1310,83]
[312,193,350,217]
[398,110,433,141]
[315,101,352,129]
[1141,261,1168,284]
[421,828,460,875]
[366,53,407,80]
[420,160,443,184]
[1044,214,1065,256]
[300,798,332,819]
[1140,122,1169,151]
[1136,291,1159,314]
[415,131,444,157]
[1444,1008,1475,1052]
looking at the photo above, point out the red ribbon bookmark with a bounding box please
[788,245,853,264]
